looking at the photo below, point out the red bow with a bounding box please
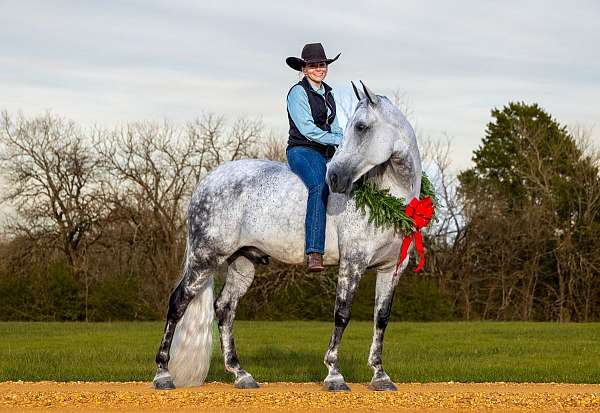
[394,196,434,276]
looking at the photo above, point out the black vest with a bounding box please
[287,77,337,158]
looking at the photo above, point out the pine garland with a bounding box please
[352,172,438,233]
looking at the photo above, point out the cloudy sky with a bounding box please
[2,0,599,172]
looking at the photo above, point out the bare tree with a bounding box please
[187,112,262,172]
[0,111,108,319]
[261,131,287,163]
[391,89,415,123]
[97,121,203,307]
[97,115,266,310]
[419,134,464,244]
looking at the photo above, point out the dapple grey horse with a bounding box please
[153,81,422,392]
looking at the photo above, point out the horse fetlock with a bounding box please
[155,350,169,366]
[324,372,344,383]
[324,349,339,370]
[367,354,383,371]
[224,353,241,373]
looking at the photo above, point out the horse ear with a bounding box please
[351,81,363,101]
[359,80,379,105]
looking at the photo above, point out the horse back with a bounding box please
[187,159,340,265]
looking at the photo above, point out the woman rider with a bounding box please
[285,43,343,272]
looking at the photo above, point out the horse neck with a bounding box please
[364,151,422,200]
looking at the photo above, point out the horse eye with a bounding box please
[355,122,368,132]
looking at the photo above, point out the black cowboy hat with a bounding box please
[286,43,341,71]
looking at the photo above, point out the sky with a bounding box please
[1,0,599,174]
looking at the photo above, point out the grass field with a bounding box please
[1,321,599,383]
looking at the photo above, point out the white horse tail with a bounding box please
[167,274,214,387]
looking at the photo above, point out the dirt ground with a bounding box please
[0,381,599,413]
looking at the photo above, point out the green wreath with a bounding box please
[352,172,438,233]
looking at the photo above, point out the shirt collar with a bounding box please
[306,77,324,93]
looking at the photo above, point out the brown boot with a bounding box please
[307,252,324,272]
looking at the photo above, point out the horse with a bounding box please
[152,81,422,392]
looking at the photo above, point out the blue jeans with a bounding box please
[286,146,329,255]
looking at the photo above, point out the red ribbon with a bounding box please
[393,196,434,276]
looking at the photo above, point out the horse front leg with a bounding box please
[368,265,401,391]
[323,257,366,392]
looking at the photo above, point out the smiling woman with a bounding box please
[285,42,343,271]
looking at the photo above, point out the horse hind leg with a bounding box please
[215,255,258,388]
[153,251,216,390]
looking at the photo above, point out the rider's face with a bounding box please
[303,62,328,84]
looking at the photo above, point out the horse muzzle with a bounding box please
[326,167,353,194]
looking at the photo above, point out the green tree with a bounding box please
[455,102,600,321]
[459,102,581,210]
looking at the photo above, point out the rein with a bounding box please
[352,173,437,275]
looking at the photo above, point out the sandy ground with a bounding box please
[0,381,599,413]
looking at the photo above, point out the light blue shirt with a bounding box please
[287,81,344,146]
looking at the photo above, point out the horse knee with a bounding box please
[334,306,351,328]
[375,306,392,329]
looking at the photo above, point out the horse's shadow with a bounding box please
[208,345,366,382]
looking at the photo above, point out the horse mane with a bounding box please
[362,151,421,200]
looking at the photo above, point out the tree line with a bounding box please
[0,102,598,322]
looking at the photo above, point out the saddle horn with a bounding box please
[359,80,378,105]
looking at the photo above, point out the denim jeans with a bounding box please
[286,146,330,255]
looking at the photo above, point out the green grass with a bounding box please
[1,321,599,383]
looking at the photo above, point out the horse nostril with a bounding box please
[329,172,338,189]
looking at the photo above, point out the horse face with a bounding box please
[327,82,415,194]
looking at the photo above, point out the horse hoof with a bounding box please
[153,374,176,390]
[234,374,260,389]
[370,379,397,391]
[323,380,351,392]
